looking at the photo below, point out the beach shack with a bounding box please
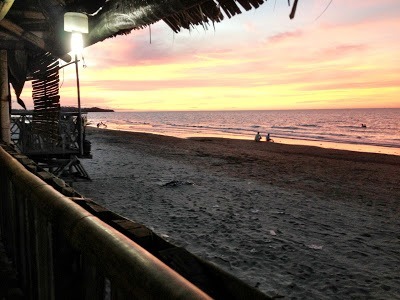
[0,0,299,298]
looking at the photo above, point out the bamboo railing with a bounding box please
[0,144,211,299]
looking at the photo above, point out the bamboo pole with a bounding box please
[0,49,11,144]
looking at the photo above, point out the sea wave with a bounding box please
[87,109,400,153]
[271,126,300,131]
[298,124,320,128]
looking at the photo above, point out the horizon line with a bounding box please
[108,107,400,113]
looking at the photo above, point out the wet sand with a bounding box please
[75,127,400,299]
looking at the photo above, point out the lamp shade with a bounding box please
[64,12,88,33]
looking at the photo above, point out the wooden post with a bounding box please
[75,54,83,157]
[0,49,11,144]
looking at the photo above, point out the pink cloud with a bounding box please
[85,32,213,69]
[318,43,368,59]
[267,30,303,43]
[83,77,263,92]
[63,1,400,110]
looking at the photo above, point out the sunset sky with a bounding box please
[18,0,400,111]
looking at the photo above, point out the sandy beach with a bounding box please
[75,127,400,299]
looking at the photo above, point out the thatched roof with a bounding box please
[1,0,299,59]
[0,0,299,106]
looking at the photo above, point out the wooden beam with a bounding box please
[0,0,14,20]
[0,18,45,48]
[0,18,71,62]
[18,21,49,32]
[6,9,46,20]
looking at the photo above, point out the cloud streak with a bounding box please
[16,0,399,111]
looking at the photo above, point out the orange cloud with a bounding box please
[14,1,400,111]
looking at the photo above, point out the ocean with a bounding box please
[87,108,400,156]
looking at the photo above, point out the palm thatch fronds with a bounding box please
[88,0,272,45]
[1,0,301,59]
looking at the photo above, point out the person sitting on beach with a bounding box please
[97,122,107,128]
[254,132,262,142]
[266,133,271,142]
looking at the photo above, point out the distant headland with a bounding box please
[12,107,114,113]
[61,106,115,112]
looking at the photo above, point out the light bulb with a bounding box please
[71,32,83,55]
